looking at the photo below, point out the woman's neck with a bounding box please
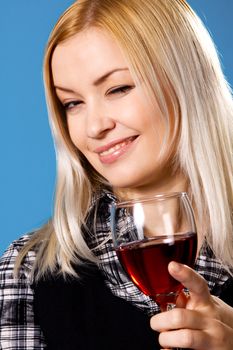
[114,170,188,201]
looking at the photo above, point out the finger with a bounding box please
[159,323,233,350]
[159,329,207,350]
[168,261,211,306]
[150,308,207,332]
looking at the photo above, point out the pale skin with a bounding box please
[151,262,233,350]
[51,28,233,349]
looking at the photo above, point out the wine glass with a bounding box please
[110,192,197,312]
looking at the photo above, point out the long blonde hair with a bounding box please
[16,0,233,277]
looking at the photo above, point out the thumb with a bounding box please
[168,261,211,308]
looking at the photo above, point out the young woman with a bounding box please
[1,1,232,349]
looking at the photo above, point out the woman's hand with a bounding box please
[150,262,233,349]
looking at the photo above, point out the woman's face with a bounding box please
[52,28,184,197]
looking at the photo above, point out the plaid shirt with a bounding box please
[0,191,232,349]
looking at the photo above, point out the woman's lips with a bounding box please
[95,136,138,164]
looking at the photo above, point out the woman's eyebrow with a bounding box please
[54,86,76,93]
[93,67,129,86]
[54,67,129,93]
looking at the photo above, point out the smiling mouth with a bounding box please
[99,136,138,156]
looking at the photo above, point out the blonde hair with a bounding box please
[16,0,233,277]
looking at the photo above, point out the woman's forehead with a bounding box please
[51,28,130,86]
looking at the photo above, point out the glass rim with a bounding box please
[114,191,188,208]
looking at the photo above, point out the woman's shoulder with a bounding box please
[195,241,233,300]
[0,234,47,348]
[0,233,37,284]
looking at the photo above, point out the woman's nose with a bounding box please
[86,106,116,139]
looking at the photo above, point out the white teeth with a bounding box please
[100,141,128,156]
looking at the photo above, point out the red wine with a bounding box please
[116,232,197,298]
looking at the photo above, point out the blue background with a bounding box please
[0,1,232,255]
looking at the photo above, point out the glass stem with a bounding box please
[160,301,176,312]
[155,293,181,349]
[155,291,179,312]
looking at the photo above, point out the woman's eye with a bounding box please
[63,100,82,111]
[108,85,134,95]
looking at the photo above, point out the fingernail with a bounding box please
[170,261,181,273]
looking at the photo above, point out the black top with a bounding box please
[218,277,233,307]
[33,263,233,350]
[1,226,232,349]
[33,265,160,350]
